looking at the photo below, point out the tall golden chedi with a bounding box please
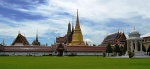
[69,9,85,46]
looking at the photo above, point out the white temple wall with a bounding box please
[66,52,103,56]
[0,52,52,56]
[0,51,104,56]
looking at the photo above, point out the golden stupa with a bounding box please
[69,9,85,46]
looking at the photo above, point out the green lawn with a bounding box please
[0,56,149,69]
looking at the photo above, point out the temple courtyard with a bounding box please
[0,56,150,69]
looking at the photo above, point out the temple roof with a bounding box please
[105,32,120,40]
[128,28,141,40]
[56,37,65,43]
[12,33,29,45]
[100,32,127,46]
[67,46,106,52]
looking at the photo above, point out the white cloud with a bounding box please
[1,0,150,45]
[141,33,150,37]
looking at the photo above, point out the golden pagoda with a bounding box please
[69,9,85,46]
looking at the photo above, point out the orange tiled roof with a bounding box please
[67,46,106,52]
[56,37,65,43]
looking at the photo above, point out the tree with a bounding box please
[120,46,124,56]
[93,44,96,46]
[0,44,2,51]
[138,41,140,51]
[106,43,112,56]
[123,42,127,54]
[147,46,150,56]
[114,44,120,56]
[103,52,106,57]
[128,51,134,58]
[142,44,146,52]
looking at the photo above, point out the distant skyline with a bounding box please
[0,0,150,45]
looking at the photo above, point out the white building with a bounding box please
[127,28,144,56]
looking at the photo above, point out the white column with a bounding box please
[127,40,129,51]
[135,40,137,52]
[131,40,133,52]
[140,40,142,52]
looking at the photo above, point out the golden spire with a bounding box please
[69,9,85,46]
[75,9,81,31]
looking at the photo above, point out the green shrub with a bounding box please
[113,52,117,56]
[103,52,106,57]
[128,51,134,58]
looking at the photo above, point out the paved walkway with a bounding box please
[108,56,150,58]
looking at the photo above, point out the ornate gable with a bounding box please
[12,33,29,46]
[119,32,127,41]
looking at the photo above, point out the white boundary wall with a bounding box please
[0,51,103,56]
[0,52,52,56]
[66,52,103,56]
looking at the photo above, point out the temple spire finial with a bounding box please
[76,9,79,25]
[133,26,136,30]
[77,9,78,17]
[2,38,4,46]
[67,21,71,35]
[18,31,20,34]
[71,16,74,33]
[54,38,56,44]
[75,9,81,31]
[36,30,38,41]
[72,22,74,32]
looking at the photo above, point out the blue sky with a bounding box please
[0,0,150,46]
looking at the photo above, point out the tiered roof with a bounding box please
[101,32,126,46]
[104,32,125,40]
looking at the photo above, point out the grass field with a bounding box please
[0,56,150,69]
